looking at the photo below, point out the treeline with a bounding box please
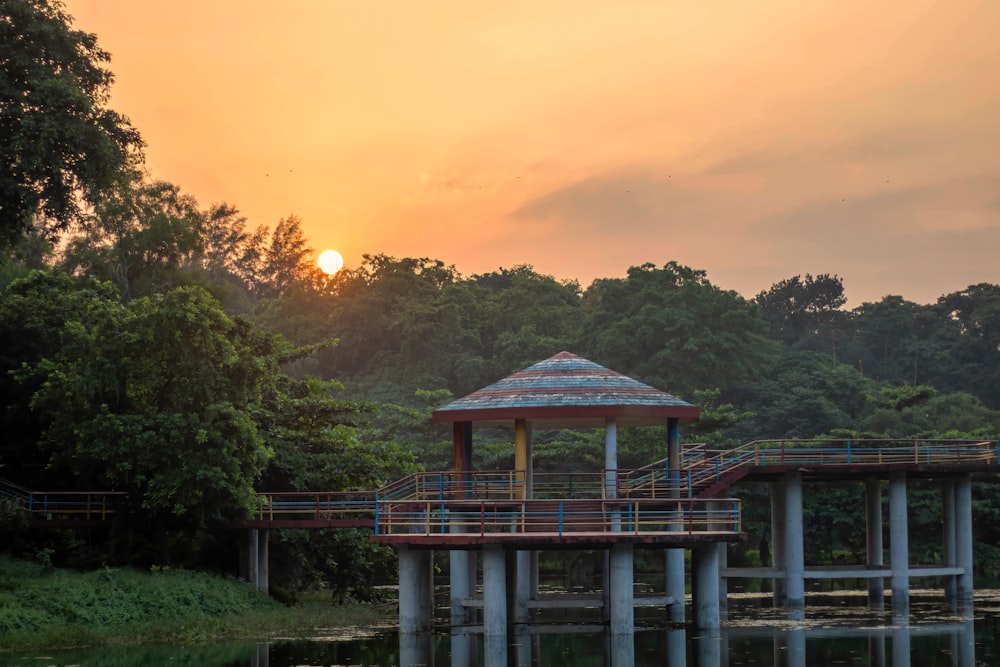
[3,170,1000,580]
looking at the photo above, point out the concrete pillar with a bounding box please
[609,543,634,634]
[449,550,473,625]
[484,634,507,667]
[692,542,721,630]
[955,474,974,604]
[889,471,910,615]
[257,528,269,593]
[942,479,957,603]
[865,477,884,608]
[515,550,532,623]
[450,630,475,667]
[247,529,259,588]
[771,479,787,605]
[666,417,685,623]
[483,546,507,636]
[399,546,433,634]
[783,471,805,609]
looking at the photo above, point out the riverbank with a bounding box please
[0,555,395,651]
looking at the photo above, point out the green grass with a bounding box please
[0,556,395,651]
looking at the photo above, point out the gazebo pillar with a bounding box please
[666,417,686,623]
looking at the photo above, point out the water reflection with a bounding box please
[18,597,985,666]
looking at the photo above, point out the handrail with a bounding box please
[372,496,742,537]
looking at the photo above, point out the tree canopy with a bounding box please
[0,0,143,248]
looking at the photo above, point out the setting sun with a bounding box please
[318,249,344,275]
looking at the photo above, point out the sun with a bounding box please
[317,249,344,275]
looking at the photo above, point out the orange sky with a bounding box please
[66,1,1000,305]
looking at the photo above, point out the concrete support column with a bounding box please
[865,477,884,608]
[783,471,805,609]
[449,550,473,625]
[666,417,685,624]
[942,479,957,603]
[888,471,910,615]
[771,479,787,605]
[514,550,532,623]
[955,474,974,604]
[257,528,269,594]
[483,546,508,636]
[692,542,721,630]
[247,528,258,588]
[399,546,434,634]
[609,543,634,634]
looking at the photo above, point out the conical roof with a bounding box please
[433,351,699,428]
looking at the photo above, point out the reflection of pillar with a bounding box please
[956,609,975,667]
[609,543,634,634]
[869,633,886,667]
[399,546,433,634]
[608,631,635,667]
[514,625,532,666]
[866,477,884,609]
[666,417,685,623]
[784,472,805,609]
[400,633,436,667]
[786,627,806,667]
[955,474,974,604]
[483,545,507,636]
[891,618,911,667]
[450,630,475,667]
[889,471,909,615]
[484,634,507,667]
[942,479,957,604]
[697,631,723,667]
[692,542,721,630]
[771,479,787,605]
[667,627,686,666]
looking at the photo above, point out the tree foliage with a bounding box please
[0,0,143,248]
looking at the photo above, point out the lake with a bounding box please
[4,589,997,666]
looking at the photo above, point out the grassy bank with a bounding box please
[0,555,395,651]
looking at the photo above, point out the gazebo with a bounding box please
[373,351,742,636]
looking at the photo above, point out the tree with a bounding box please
[4,273,278,523]
[756,274,848,353]
[60,176,204,300]
[577,262,777,396]
[0,0,143,248]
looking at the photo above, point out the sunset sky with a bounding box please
[65,1,1000,305]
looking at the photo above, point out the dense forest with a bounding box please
[2,0,999,599]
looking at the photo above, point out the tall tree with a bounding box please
[755,274,849,353]
[577,262,777,396]
[0,0,143,248]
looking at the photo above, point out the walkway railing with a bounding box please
[378,470,607,502]
[620,438,1000,499]
[373,497,741,537]
[1,477,127,522]
[253,491,377,522]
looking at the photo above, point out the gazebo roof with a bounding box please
[432,351,699,428]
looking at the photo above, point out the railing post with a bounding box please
[558,501,564,536]
[374,502,380,535]
[847,440,852,465]
[688,470,693,498]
